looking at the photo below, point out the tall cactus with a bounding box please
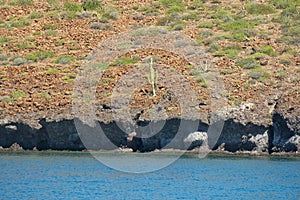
[147,58,158,96]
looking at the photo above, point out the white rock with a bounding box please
[5,125,17,131]
[184,131,208,143]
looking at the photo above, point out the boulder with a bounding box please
[184,132,208,150]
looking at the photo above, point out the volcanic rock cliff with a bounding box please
[0,0,299,155]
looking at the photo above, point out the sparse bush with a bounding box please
[139,5,160,16]
[82,0,103,11]
[12,57,28,66]
[277,69,287,79]
[133,14,144,21]
[112,56,139,66]
[90,22,113,30]
[160,0,184,7]
[55,55,75,64]
[16,43,35,49]
[62,74,76,83]
[8,17,31,28]
[197,21,214,28]
[25,50,55,62]
[279,59,291,65]
[0,36,11,45]
[199,30,214,37]
[43,24,57,30]
[187,0,204,10]
[11,90,26,100]
[220,19,255,31]
[156,16,174,26]
[270,0,298,9]
[166,5,185,14]
[64,2,82,12]
[29,12,44,19]
[236,58,260,69]
[102,7,120,20]
[171,22,185,31]
[246,2,276,15]
[251,52,267,59]
[45,30,58,36]
[208,43,220,53]
[259,45,277,57]
[46,68,60,73]
[182,12,200,21]
[249,67,270,82]
[215,45,241,59]
[9,0,33,6]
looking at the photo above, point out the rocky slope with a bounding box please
[0,0,299,154]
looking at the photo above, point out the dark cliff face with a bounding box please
[0,114,298,154]
[213,119,269,152]
[272,113,299,152]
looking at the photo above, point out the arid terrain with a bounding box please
[0,0,299,154]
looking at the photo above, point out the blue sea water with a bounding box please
[0,152,299,200]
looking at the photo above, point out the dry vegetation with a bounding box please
[0,0,299,122]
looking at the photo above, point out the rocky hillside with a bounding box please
[0,0,299,154]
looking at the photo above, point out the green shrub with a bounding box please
[9,17,31,28]
[249,67,270,82]
[246,2,276,15]
[29,12,44,19]
[89,62,108,71]
[270,0,299,9]
[46,68,60,73]
[43,24,57,30]
[209,9,233,21]
[160,0,184,7]
[215,45,241,59]
[197,21,214,28]
[82,0,103,11]
[279,59,291,65]
[45,30,58,36]
[16,43,35,49]
[0,36,11,45]
[170,22,186,31]
[182,12,200,21]
[187,0,204,10]
[259,45,277,57]
[112,56,139,66]
[25,50,55,62]
[102,7,120,20]
[12,57,28,66]
[156,16,175,26]
[220,19,255,31]
[229,30,251,42]
[208,43,220,53]
[166,5,185,14]
[199,30,214,37]
[9,0,33,6]
[62,74,76,83]
[64,2,82,12]
[55,55,75,64]
[236,58,260,69]
[11,90,26,100]
[251,52,267,59]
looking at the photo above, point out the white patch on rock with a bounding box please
[127,131,136,142]
[287,135,300,150]
[184,132,207,143]
[5,125,17,131]
[240,103,254,111]
[184,132,208,150]
[249,131,269,152]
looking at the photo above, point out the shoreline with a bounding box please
[1,148,299,158]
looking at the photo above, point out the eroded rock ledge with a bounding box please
[0,112,299,155]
